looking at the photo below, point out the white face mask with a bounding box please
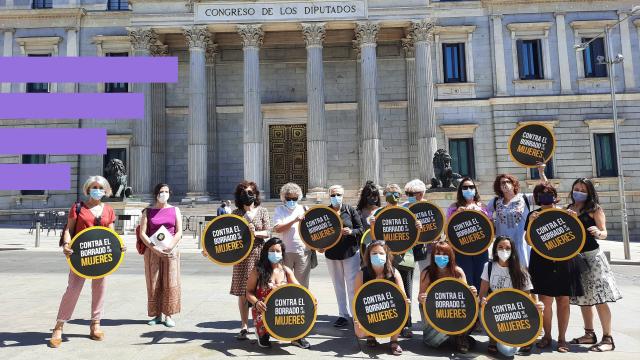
[157,193,170,204]
[497,249,511,262]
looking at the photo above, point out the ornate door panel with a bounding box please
[269,124,308,198]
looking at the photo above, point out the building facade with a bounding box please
[0,0,639,240]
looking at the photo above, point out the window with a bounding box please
[530,159,554,179]
[449,138,475,179]
[21,155,46,195]
[594,133,618,177]
[103,148,127,178]
[107,0,129,11]
[443,43,466,83]
[582,37,607,78]
[26,54,50,93]
[104,52,128,93]
[517,39,544,80]
[32,0,52,9]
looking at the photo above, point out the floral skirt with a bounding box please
[570,248,622,306]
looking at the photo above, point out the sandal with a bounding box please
[536,336,552,349]
[400,327,413,338]
[390,341,403,355]
[517,344,533,355]
[570,329,597,345]
[89,321,104,341]
[589,335,615,352]
[366,336,379,348]
[236,328,248,340]
[49,323,63,348]
[557,340,571,353]
[488,344,498,354]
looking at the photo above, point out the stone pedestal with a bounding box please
[107,200,150,235]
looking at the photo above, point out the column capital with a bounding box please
[237,24,264,48]
[301,22,326,48]
[150,44,169,56]
[1,28,15,33]
[206,37,219,64]
[354,21,379,46]
[554,12,567,17]
[128,27,158,51]
[490,14,503,21]
[183,26,210,50]
[409,19,435,43]
[401,37,415,58]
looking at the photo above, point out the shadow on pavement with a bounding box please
[68,318,149,326]
[0,331,87,348]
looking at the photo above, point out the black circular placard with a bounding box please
[67,226,124,279]
[508,123,556,168]
[526,208,586,261]
[263,284,317,341]
[445,209,494,256]
[371,207,419,254]
[201,214,254,266]
[423,277,478,335]
[353,279,409,338]
[481,289,542,347]
[360,229,373,259]
[299,205,343,251]
[409,201,445,244]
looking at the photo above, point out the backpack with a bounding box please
[135,208,150,255]
[59,201,83,247]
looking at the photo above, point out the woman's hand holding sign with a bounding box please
[255,300,267,313]
[62,243,73,257]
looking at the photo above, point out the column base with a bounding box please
[182,193,211,205]
[307,187,327,204]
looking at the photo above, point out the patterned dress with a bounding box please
[229,206,271,296]
[252,273,291,337]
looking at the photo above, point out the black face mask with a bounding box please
[538,193,555,205]
[366,197,378,205]
[238,191,256,206]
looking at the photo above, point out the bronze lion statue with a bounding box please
[104,159,133,199]
[430,149,463,189]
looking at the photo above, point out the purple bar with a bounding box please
[0,56,178,83]
[0,164,70,190]
[0,93,144,119]
[0,128,107,155]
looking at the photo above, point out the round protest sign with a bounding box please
[371,206,419,254]
[201,214,254,266]
[360,228,373,258]
[263,284,317,341]
[423,277,478,335]
[526,208,586,261]
[481,288,542,347]
[508,122,556,168]
[445,209,494,256]
[299,205,343,251]
[67,226,124,280]
[409,201,445,244]
[353,279,409,338]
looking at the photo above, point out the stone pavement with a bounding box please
[0,227,639,360]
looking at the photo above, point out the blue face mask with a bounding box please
[407,196,417,204]
[89,189,105,200]
[370,253,386,268]
[462,188,476,200]
[330,195,342,207]
[268,251,283,264]
[572,191,588,203]
[434,255,449,269]
[285,200,297,210]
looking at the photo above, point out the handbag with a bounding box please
[135,208,149,255]
[309,250,318,269]
[59,201,83,247]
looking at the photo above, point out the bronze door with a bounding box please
[269,124,308,198]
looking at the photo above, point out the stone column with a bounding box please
[402,37,418,179]
[1,29,14,93]
[354,22,381,186]
[183,26,210,201]
[206,38,219,196]
[65,27,79,93]
[555,13,572,94]
[302,23,327,192]
[238,24,264,188]
[410,19,437,182]
[618,11,636,91]
[491,15,508,96]
[128,27,157,197]
[150,44,168,186]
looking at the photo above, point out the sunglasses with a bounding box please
[285,197,298,201]
[330,194,343,198]
[388,192,400,197]
[500,180,512,185]
[461,185,475,190]
[90,186,104,190]
[405,191,415,197]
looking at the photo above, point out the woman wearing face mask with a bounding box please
[487,163,547,267]
[418,241,478,353]
[324,185,364,328]
[567,178,621,352]
[353,240,407,355]
[357,181,381,228]
[50,176,120,348]
[445,177,490,291]
[229,181,271,340]
[246,237,311,349]
[273,182,312,288]
[526,183,583,353]
[478,236,543,356]
[139,183,183,327]
[403,179,430,273]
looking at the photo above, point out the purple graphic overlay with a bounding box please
[0,164,71,190]
[0,93,144,119]
[0,128,107,155]
[0,56,178,83]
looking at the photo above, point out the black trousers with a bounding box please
[398,267,414,327]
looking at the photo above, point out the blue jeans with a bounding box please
[456,252,489,290]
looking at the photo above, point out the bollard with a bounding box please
[197,222,203,249]
[35,220,41,248]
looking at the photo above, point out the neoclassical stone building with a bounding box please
[0,0,639,239]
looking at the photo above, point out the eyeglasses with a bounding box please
[285,197,298,202]
[461,185,475,190]
[500,180,512,185]
[330,194,343,198]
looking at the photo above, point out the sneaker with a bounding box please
[164,317,176,328]
[258,334,271,348]
[147,316,162,326]
[292,337,311,349]
[333,317,348,327]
